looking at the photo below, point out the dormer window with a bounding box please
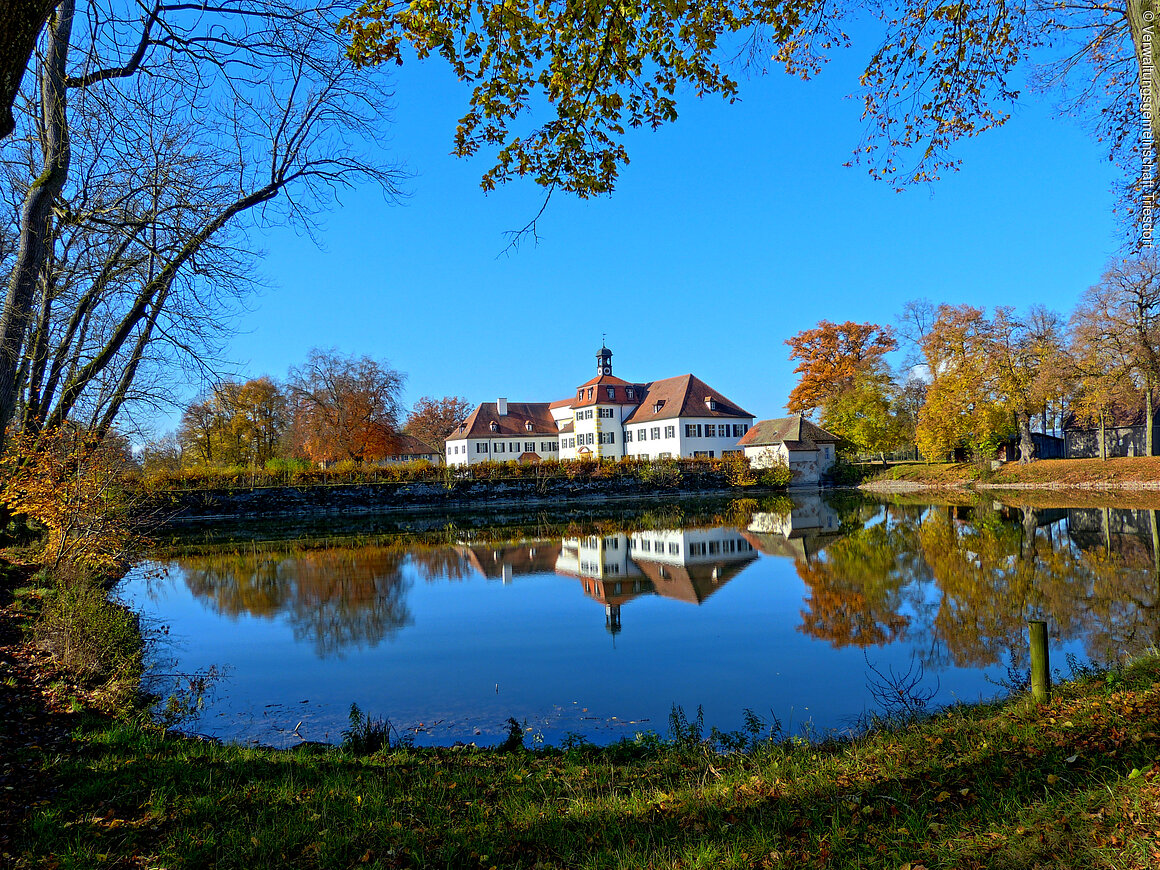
[587,388,593,400]
[578,390,583,400]
[653,400,665,413]
[525,421,533,432]
[626,387,634,399]
[705,397,717,411]
[606,387,615,399]
[489,421,498,432]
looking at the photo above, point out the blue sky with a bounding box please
[216,38,1123,429]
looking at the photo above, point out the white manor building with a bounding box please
[445,345,754,466]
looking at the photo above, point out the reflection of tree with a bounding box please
[409,548,474,583]
[178,547,412,657]
[798,500,1160,670]
[797,510,929,647]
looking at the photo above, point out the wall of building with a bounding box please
[1065,424,1160,459]
[743,443,835,485]
[446,435,561,466]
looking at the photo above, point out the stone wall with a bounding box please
[145,470,769,523]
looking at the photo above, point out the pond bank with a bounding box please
[10,613,1160,869]
[143,474,792,524]
[860,456,1160,493]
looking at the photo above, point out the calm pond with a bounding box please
[117,493,1160,748]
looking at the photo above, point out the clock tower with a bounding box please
[597,343,613,376]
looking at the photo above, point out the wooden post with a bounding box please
[1029,620,1050,703]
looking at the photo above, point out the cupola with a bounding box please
[596,343,613,376]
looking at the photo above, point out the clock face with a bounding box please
[603,366,611,375]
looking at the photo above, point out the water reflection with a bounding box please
[167,494,1160,670]
[554,529,759,632]
[181,546,413,656]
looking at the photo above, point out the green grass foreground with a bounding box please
[14,660,1160,870]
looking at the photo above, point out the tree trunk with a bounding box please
[0,0,73,441]
[0,0,59,140]
[1100,411,1108,461]
[1017,410,1037,463]
[1128,1,1160,171]
[1148,379,1155,456]
[1021,506,1039,560]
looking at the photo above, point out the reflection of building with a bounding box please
[1066,507,1160,570]
[556,528,759,632]
[742,494,843,561]
[445,344,754,465]
[456,542,564,584]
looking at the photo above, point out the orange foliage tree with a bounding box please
[404,395,472,453]
[785,320,897,416]
[785,320,900,455]
[285,349,405,464]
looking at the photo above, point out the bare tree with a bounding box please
[0,1,405,444]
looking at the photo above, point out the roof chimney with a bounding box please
[497,397,508,416]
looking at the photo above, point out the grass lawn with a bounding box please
[864,457,1160,490]
[12,658,1160,869]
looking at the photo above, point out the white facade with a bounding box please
[447,346,754,466]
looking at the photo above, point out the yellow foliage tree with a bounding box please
[0,428,140,578]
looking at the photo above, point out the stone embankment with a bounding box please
[145,472,768,523]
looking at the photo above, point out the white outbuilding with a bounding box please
[737,416,841,485]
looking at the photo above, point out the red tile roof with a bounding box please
[624,375,752,424]
[572,375,647,408]
[737,416,840,449]
[388,433,440,456]
[631,557,753,604]
[448,401,558,441]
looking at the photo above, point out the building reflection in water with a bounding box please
[170,493,1160,668]
[454,493,845,635]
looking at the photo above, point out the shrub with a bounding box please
[757,464,794,488]
[34,580,143,713]
[637,458,681,488]
[1,429,143,577]
[824,456,867,486]
[722,452,756,486]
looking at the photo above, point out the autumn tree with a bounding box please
[343,2,1158,238]
[988,306,1068,462]
[139,432,183,475]
[405,395,471,453]
[285,349,405,464]
[915,304,1067,462]
[176,378,288,467]
[1070,254,1160,456]
[915,305,1011,461]
[1069,289,1138,460]
[786,320,901,456]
